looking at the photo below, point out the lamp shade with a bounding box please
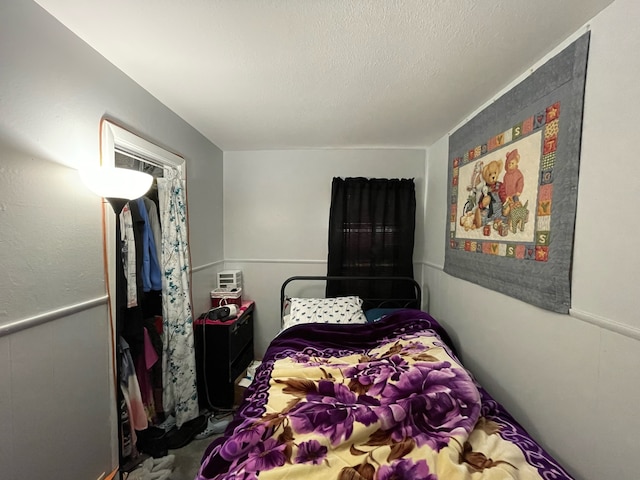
[80,166,153,201]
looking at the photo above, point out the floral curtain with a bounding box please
[157,173,199,427]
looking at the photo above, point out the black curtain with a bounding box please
[326,177,416,301]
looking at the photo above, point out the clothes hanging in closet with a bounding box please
[135,198,162,292]
[117,196,165,422]
[120,203,138,308]
[142,197,162,266]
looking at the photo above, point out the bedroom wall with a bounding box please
[421,0,640,479]
[0,1,224,479]
[223,149,426,356]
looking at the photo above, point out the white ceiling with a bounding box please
[35,0,613,151]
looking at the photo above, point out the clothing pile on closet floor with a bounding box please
[119,320,220,466]
[123,454,175,480]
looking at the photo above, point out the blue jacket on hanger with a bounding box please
[136,198,162,292]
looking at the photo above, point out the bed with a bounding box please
[196,276,574,480]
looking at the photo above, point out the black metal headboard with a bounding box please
[280,275,422,314]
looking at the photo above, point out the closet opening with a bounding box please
[100,120,196,477]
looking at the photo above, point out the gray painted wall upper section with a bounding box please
[0,1,224,478]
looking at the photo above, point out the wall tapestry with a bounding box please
[444,32,590,313]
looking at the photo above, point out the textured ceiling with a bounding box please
[34,0,613,151]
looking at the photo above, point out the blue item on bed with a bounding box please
[364,307,400,323]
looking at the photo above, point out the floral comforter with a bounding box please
[197,310,573,480]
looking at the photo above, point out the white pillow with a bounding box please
[283,296,367,330]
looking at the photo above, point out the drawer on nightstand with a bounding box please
[229,313,253,361]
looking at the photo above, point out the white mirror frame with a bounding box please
[100,119,185,468]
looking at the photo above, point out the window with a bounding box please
[326,177,416,300]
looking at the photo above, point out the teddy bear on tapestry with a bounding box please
[499,149,524,206]
[498,149,530,233]
[473,159,504,228]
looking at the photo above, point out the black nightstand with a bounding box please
[194,302,254,409]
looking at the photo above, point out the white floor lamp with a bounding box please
[80,165,153,214]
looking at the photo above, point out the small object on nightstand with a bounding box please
[217,270,243,290]
[211,286,243,308]
[205,304,238,321]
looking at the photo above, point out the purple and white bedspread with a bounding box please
[197,309,574,479]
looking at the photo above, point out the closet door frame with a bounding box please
[100,119,185,469]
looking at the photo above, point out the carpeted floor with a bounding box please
[170,435,221,480]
